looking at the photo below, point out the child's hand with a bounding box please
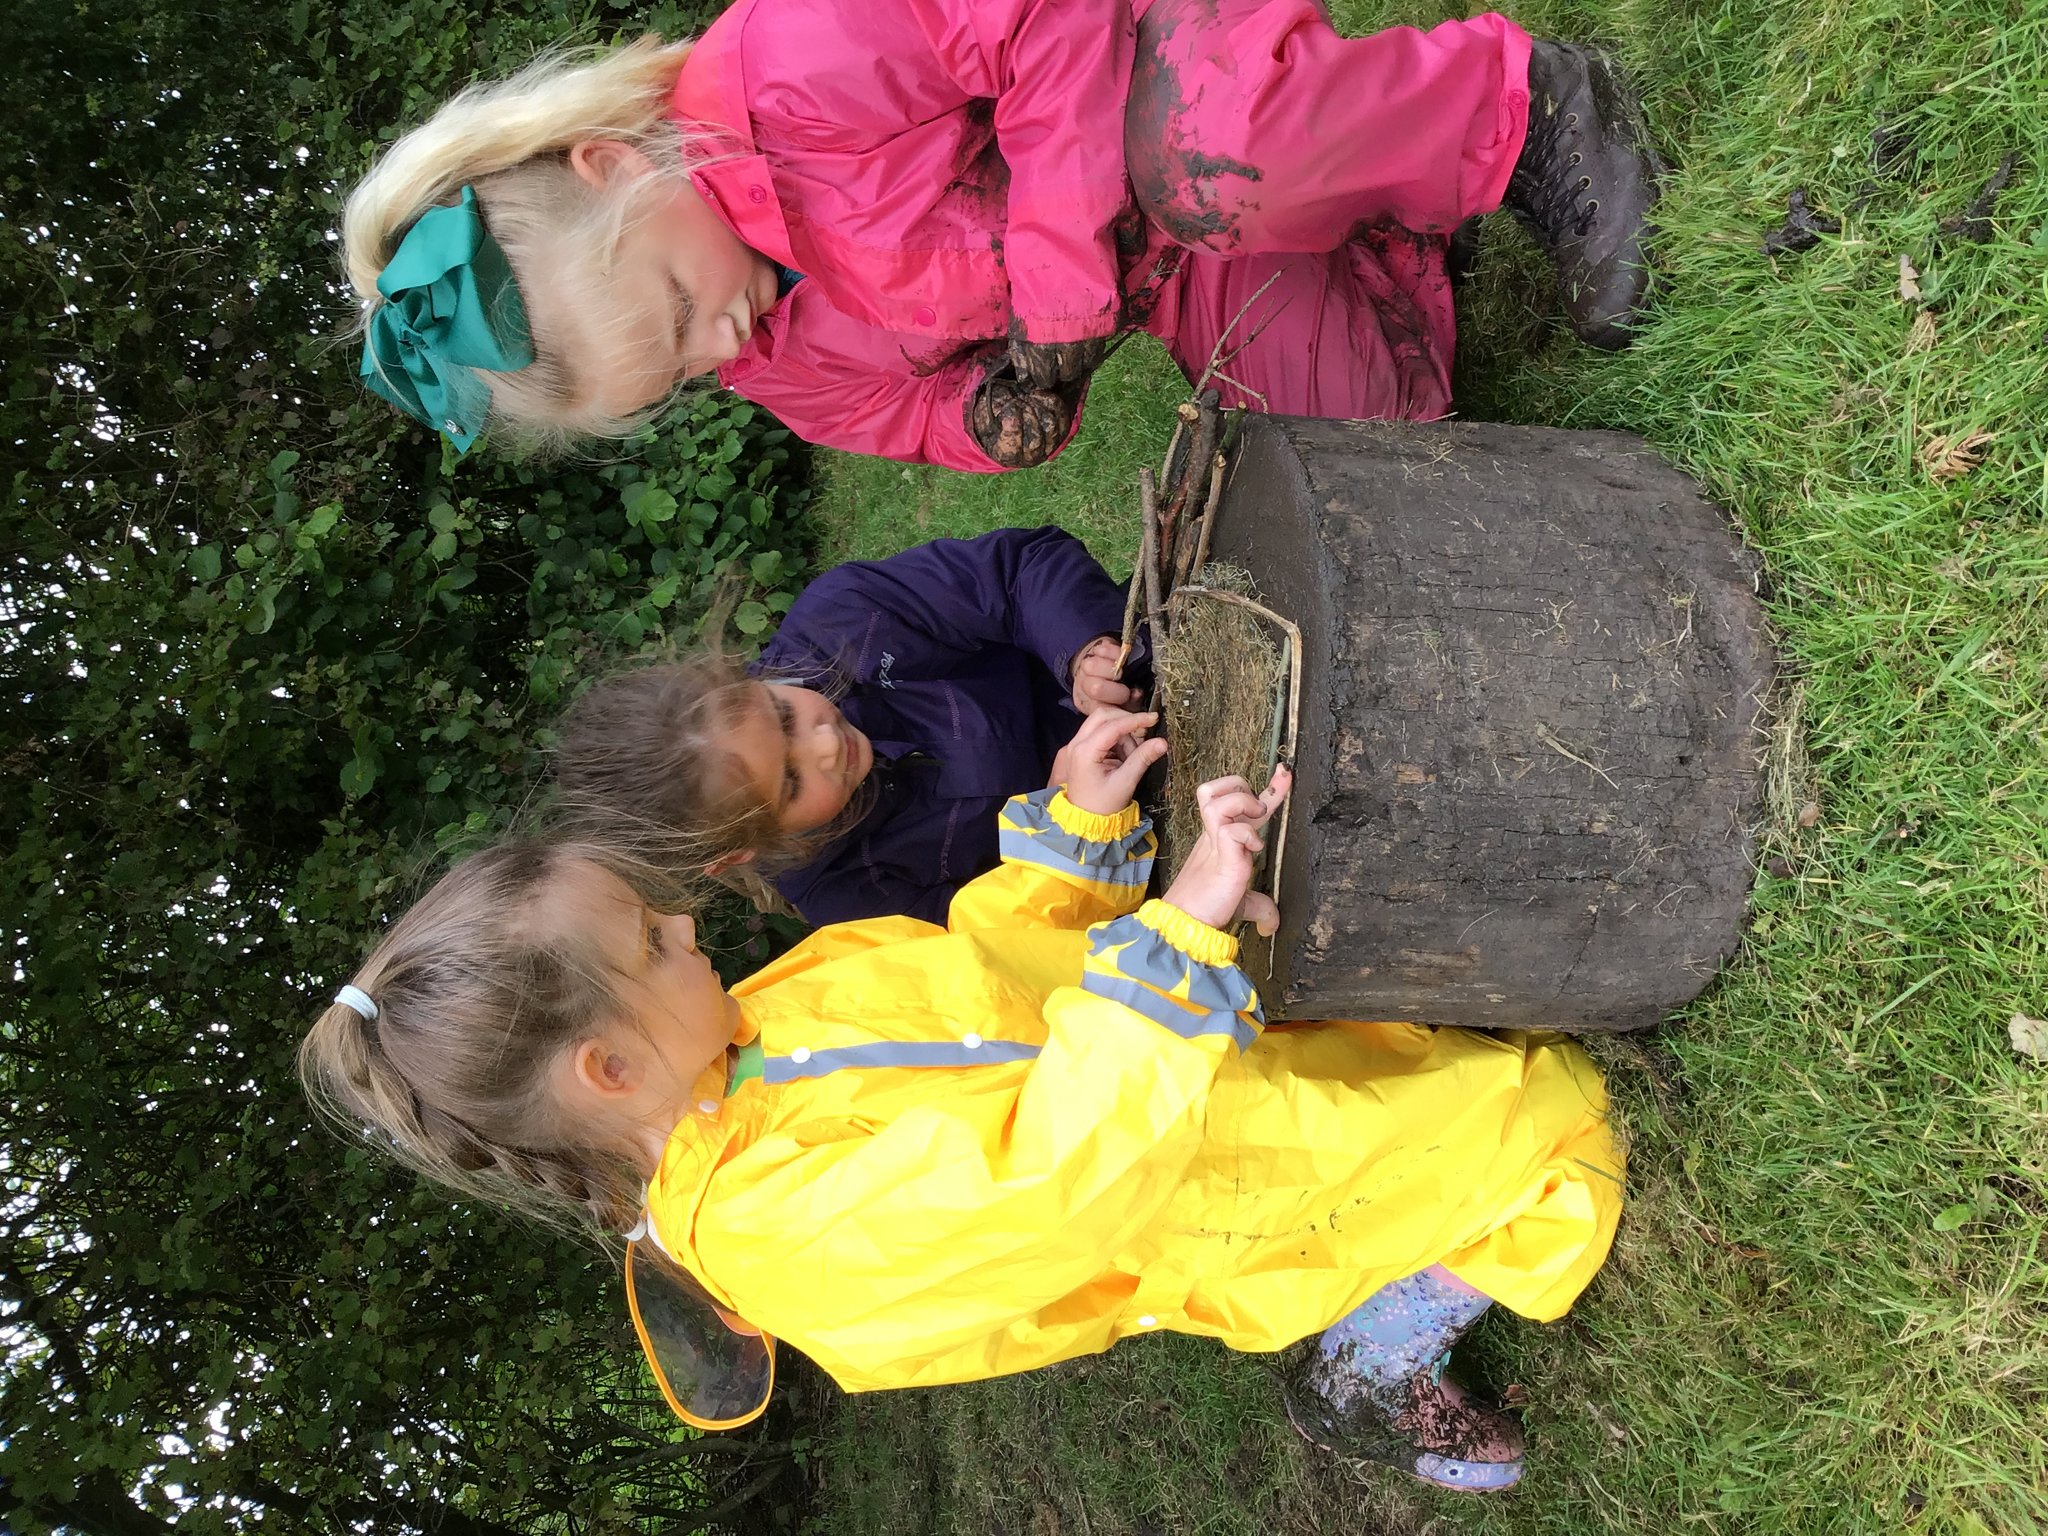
[1161,767,1293,935]
[1008,336,1110,392]
[970,375,1077,469]
[1058,708,1167,817]
[1070,635,1138,714]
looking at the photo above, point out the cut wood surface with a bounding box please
[1205,415,1775,1031]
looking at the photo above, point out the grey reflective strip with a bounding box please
[763,1039,1042,1083]
[1082,972,1258,1052]
[1089,924,1262,1022]
[997,827,1151,887]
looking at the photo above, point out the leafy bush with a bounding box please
[1,1,815,1531]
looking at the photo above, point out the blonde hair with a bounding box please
[300,838,654,1236]
[343,38,728,452]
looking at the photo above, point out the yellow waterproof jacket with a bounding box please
[648,790,1622,1392]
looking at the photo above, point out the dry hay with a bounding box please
[1154,564,1289,876]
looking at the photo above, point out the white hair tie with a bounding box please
[334,984,380,1022]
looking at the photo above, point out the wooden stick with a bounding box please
[1113,529,1146,680]
[1139,469,1167,663]
[1165,393,1220,576]
[1189,269,1287,399]
[1207,369,1269,410]
[1160,398,1201,496]
[1153,398,1200,572]
[1173,448,1228,593]
[1183,392,1222,508]
[1189,451,1227,577]
[1261,631,1292,777]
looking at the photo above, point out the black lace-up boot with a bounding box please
[1504,41,1663,351]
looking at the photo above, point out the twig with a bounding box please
[1159,398,1201,498]
[1207,369,1269,409]
[1190,269,1287,399]
[1139,468,1166,663]
[1535,725,1619,788]
[1176,450,1228,593]
[1184,393,1222,504]
[1192,451,1227,573]
[1164,392,1222,577]
[1114,506,1148,678]
[1262,631,1292,782]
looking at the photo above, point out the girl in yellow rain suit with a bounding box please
[304,710,1622,1494]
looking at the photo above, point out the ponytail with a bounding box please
[299,839,648,1237]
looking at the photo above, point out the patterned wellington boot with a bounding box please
[1282,1347,1526,1493]
[1503,40,1664,351]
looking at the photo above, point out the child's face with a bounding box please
[562,142,781,417]
[722,683,873,834]
[546,858,740,1098]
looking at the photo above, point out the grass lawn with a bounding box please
[796,0,2048,1530]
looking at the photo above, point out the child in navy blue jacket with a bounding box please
[554,526,1151,925]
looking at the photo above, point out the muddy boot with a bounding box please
[1503,41,1662,351]
[1281,1347,1526,1493]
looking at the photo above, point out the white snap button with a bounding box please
[1137,1315,1157,1328]
[791,1046,812,1064]
[962,1033,983,1050]
[443,420,460,434]
[697,1099,719,1116]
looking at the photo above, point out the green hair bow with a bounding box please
[360,186,534,452]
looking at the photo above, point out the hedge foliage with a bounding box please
[1,1,815,1531]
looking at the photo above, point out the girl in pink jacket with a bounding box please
[348,0,1660,470]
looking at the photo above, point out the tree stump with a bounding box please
[1203,415,1774,1032]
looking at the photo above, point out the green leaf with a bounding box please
[245,587,278,635]
[189,545,222,582]
[1931,1201,1973,1232]
[750,550,784,585]
[622,480,678,525]
[427,501,459,533]
[339,756,378,798]
[428,529,457,562]
[733,600,771,635]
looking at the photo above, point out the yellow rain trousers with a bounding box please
[649,790,1622,1393]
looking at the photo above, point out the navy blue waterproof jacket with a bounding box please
[752,527,1145,925]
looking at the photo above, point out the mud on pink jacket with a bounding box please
[672,0,1177,471]
[672,0,1532,470]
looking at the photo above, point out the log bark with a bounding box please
[1204,415,1774,1031]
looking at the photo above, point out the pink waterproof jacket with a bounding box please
[672,0,1530,468]
[671,0,1176,470]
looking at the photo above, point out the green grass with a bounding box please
[805,337,1188,577]
[800,0,2048,1530]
